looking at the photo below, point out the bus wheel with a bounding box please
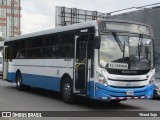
[61,78,74,104]
[16,72,24,90]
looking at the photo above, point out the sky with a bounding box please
[21,0,160,34]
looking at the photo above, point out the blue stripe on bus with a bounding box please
[8,72,95,98]
[8,72,61,92]
[87,81,94,99]
[95,82,154,99]
[8,72,16,82]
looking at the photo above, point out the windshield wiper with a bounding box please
[112,32,125,60]
[112,32,125,52]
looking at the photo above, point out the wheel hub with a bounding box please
[64,83,71,97]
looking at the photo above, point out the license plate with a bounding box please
[126,91,134,96]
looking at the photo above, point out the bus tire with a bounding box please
[16,72,24,90]
[61,78,74,104]
[153,89,160,99]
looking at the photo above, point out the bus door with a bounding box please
[3,46,9,80]
[73,35,88,94]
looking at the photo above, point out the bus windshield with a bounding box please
[99,33,154,70]
[0,57,2,64]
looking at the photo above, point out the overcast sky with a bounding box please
[21,0,160,34]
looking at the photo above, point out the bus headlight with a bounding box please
[96,72,108,86]
[148,75,155,85]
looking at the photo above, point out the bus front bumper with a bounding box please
[95,82,154,101]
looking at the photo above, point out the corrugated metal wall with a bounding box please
[110,7,160,78]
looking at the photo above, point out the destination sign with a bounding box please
[109,62,128,69]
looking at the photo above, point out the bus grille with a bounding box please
[108,78,147,82]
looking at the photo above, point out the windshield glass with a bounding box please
[99,33,154,70]
[101,22,151,36]
[0,57,2,64]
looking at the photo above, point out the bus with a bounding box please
[3,19,155,103]
[0,39,4,76]
[0,52,3,76]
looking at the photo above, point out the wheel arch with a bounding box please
[60,73,72,91]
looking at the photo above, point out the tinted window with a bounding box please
[44,45,59,58]
[28,48,43,58]
[27,36,44,58]
[7,40,28,59]
[7,31,75,59]
[44,34,59,58]
[59,44,73,58]
[28,37,43,48]
[58,32,74,58]
[45,34,58,46]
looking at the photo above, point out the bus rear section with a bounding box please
[3,20,155,103]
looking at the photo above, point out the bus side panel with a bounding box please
[7,72,16,82]
[87,80,95,99]
[22,73,61,92]
[7,62,16,82]
[12,59,73,92]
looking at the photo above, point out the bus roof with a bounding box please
[5,20,98,42]
[5,19,151,42]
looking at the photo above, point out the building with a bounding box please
[0,0,21,38]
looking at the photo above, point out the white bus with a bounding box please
[0,52,3,76]
[3,20,155,103]
[0,40,3,76]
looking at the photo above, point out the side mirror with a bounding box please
[94,36,101,49]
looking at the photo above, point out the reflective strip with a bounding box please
[111,97,115,100]
[127,97,131,99]
[119,97,124,99]
[102,97,107,99]
[99,96,152,100]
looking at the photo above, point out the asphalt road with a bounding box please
[0,79,160,120]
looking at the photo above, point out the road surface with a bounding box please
[0,79,159,120]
